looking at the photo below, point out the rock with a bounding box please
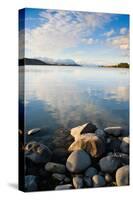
[66,150,91,173]
[107,138,121,152]
[52,173,66,181]
[99,155,120,173]
[25,141,52,164]
[116,165,129,186]
[92,175,106,187]
[104,127,123,136]
[120,137,129,154]
[104,173,112,183]
[98,171,105,176]
[45,162,66,174]
[73,176,84,189]
[84,167,98,177]
[55,184,73,190]
[95,129,106,141]
[68,133,105,158]
[70,122,97,140]
[84,177,92,187]
[25,175,38,192]
[27,128,41,135]
[107,152,129,165]
[64,177,71,183]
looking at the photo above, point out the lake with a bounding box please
[19,65,129,149]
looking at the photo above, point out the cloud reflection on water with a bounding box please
[23,66,129,130]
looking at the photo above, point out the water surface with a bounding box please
[19,65,129,148]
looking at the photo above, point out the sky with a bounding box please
[19,8,129,65]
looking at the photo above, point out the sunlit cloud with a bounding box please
[103,29,115,37]
[120,27,128,35]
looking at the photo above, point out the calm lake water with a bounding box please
[19,65,129,148]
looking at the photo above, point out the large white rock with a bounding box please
[116,165,129,186]
[70,122,97,140]
[68,133,105,158]
[66,150,91,173]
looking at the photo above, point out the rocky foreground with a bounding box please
[23,122,129,192]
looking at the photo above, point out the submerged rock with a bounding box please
[25,141,52,164]
[25,175,38,192]
[66,150,91,173]
[84,167,98,177]
[73,176,84,189]
[68,133,105,158]
[55,184,73,190]
[99,155,120,173]
[104,127,123,136]
[116,165,129,186]
[45,162,66,174]
[92,175,106,187]
[27,128,41,135]
[70,122,97,140]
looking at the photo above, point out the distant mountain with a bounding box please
[19,58,47,66]
[19,57,80,66]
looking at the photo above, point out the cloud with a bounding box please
[107,35,129,50]
[120,27,127,35]
[104,29,115,37]
[23,10,112,59]
[82,38,98,45]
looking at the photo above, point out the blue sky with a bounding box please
[19,8,129,65]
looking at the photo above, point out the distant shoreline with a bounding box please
[99,63,129,68]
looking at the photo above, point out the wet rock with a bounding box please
[116,165,129,186]
[107,152,129,165]
[64,177,71,183]
[70,122,97,140]
[45,162,66,174]
[73,176,84,189]
[25,175,38,192]
[95,129,106,141]
[107,138,121,152]
[52,173,66,181]
[55,184,73,190]
[84,177,92,187]
[104,173,113,183]
[104,127,123,137]
[120,137,129,154]
[52,148,68,164]
[25,141,52,164]
[68,133,105,158]
[84,167,98,177]
[92,175,106,187]
[99,155,120,173]
[66,150,91,173]
[27,128,41,135]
